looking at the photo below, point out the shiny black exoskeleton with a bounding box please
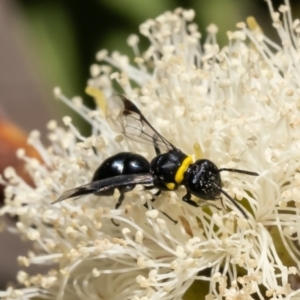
[184,160,221,200]
[92,152,150,208]
[53,95,258,223]
[149,148,188,191]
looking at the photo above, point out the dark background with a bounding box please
[0,0,299,290]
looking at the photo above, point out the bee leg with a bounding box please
[144,186,161,201]
[111,219,119,227]
[182,192,199,208]
[152,189,161,197]
[115,191,125,210]
[217,196,226,210]
[143,197,177,225]
[143,201,151,210]
[111,192,126,227]
[159,211,178,224]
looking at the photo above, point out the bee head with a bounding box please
[184,159,222,200]
[184,159,258,218]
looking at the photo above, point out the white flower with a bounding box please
[2,0,300,299]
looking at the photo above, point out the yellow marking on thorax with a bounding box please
[166,183,176,190]
[175,155,193,184]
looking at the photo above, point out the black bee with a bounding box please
[52,95,258,224]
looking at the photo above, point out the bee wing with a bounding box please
[51,182,95,204]
[51,173,154,204]
[106,95,176,153]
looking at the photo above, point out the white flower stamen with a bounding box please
[2,2,300,299]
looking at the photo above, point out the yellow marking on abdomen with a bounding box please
[175,155,193,184]
[166,183,176,190]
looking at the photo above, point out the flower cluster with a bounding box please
[1,0,300,299]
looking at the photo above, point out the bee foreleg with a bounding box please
[182,191,199,208]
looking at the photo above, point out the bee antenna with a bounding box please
[213,184,248,219]
[218,168,259,177]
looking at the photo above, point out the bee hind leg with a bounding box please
[111,191,126,227]
[182,192,199,208]
[143,192,177,225]
[144,186,161,202]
